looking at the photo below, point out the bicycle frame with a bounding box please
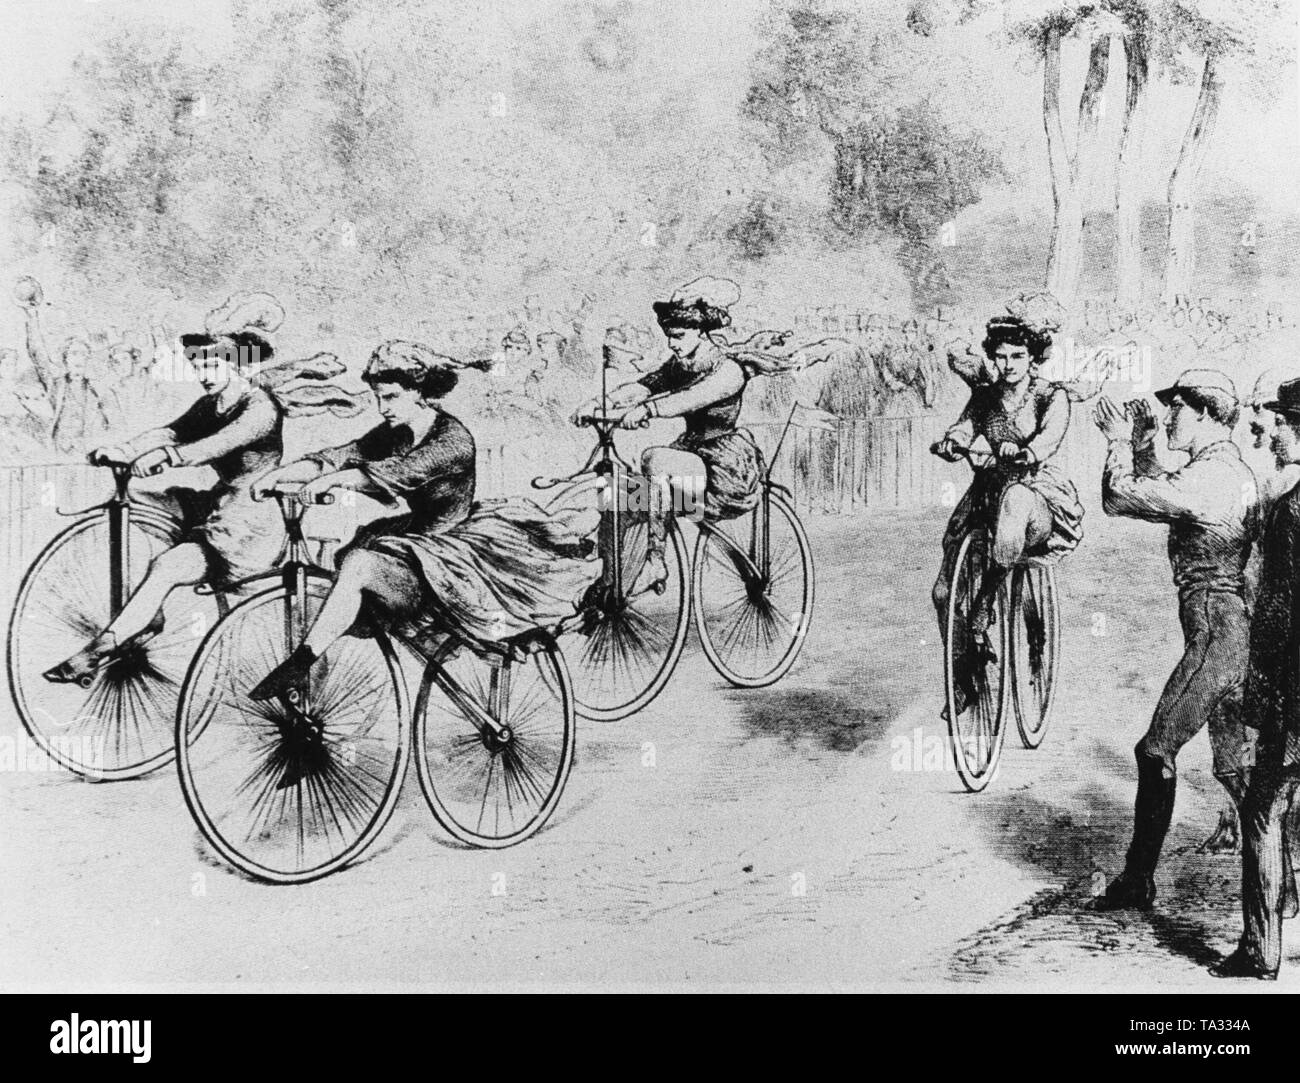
[203,488,511,741]
[54,463,176,618]
[537,409,793,602]
[534,414,638,602]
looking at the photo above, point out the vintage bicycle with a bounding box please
[6,458,227,779]
[174,484,576,883]
[931,442,1061,793]
[533,402,815,721]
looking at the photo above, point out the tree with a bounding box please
[1004,4,1127,305]
[744,0,1003,309]
[1151,0,1293,307]
[1111,0,1151,305]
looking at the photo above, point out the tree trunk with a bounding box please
[1162,52,1222,308]
[1075,36,1111,207]
[1042,28,1110,306]
[1114,32,1148,306]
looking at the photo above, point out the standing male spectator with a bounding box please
[1215,378,1300,978]
[14,276,113,457]
[1091,371,1274,911]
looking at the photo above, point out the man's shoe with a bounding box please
[1198,807,1240,854]
[1211,948,1278,980]
[1090,871,1156,911]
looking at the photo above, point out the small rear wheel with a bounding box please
[415,633,575,848]
[692,488,814,688]
[1011,564,1059,750]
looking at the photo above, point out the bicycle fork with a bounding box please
[107,470,134,618]
[597,459,624,601]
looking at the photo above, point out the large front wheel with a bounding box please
[944,531,1009,793]
[7,509,223,779]
[415,634,575,848]
[546,476,690,721]
[175,572,409,883]
[692,489,814,688]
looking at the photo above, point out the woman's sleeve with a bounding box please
[305,426,386,472]
[175,393,277,468]
[636,357,677,396]
[362,427,473,498]
[648,359,745,419]
[1024,388,1070,464]
[120,398,206,458]
[944,398,977,446]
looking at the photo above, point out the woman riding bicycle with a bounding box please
[43,300,286,685]
[572,277,764,594]
[247,340,593,705]
[932,314,1084,711]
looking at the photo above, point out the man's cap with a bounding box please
[1153,368,1238,407]
[1262,376,1300,417]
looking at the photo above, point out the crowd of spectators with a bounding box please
[2,278,1293,467]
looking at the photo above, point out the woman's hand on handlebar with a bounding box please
[130,448,170,478]
[932,437,964,463]
[618,403,652,430]
[88,445,129,467]
[297,476,338,506]
[250,467,287,502]
[570,404,596,427]
[995,441,1033,467]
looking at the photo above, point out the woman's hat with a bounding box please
[182,291,284,367]
[365,340,465,382]
[654,276,741,332]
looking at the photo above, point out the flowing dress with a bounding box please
[309,408,595,654]
[637,342,764,521]
[941,377,1084,561]
[136,385,285,587]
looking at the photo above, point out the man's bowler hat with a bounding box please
[1262,377,1300,417]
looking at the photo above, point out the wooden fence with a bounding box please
[0,417,1114,601]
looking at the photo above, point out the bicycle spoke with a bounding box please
[177,581,406,881]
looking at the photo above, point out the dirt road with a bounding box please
[0,508,1282,990]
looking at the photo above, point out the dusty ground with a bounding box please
[0,505,1290,991]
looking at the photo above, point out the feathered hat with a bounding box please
[653,276,741,333]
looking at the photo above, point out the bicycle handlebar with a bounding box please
[574,410,651,430]
[268,485,335,506]
[89,456,165,477]
[930,441,997,470]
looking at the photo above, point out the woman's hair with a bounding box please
[362,340,461,399]
[653,298,731,334]
[981,316,1052,364]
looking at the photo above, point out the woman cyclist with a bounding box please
[932,314,1084,714]
[43,303,286,685]
[247,341,594,713]
[572,277,766,594]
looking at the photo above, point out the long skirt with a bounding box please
[672,429,765,521]
[941,461,1084,565]
[135,482,285,589]
[338,497,597,656]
